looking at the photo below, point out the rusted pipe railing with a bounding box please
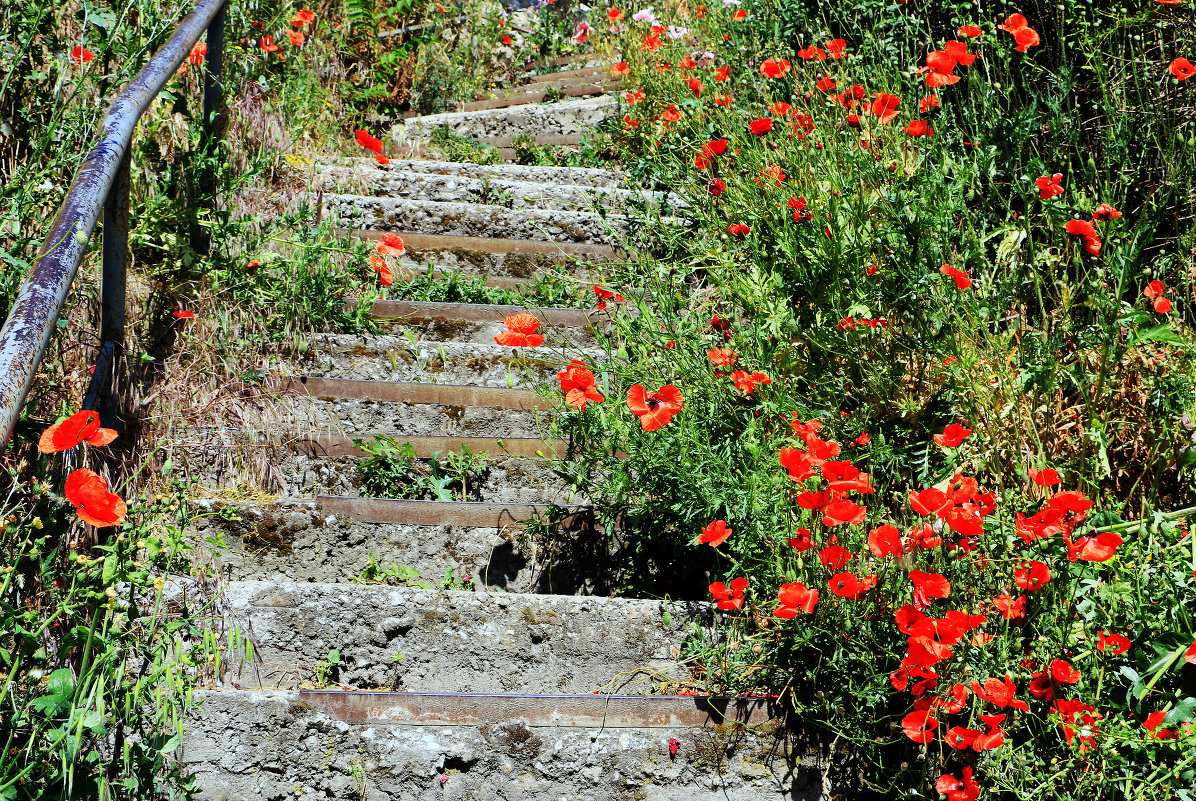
[0,0,227,440]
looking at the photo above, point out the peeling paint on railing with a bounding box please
[0,0,227,441]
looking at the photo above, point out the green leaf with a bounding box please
[1163,697,1196,726]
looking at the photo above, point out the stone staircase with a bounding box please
[178,51,819,801]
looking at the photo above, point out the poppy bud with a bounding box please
[847,113,860,127]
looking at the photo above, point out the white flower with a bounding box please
[722,0,742,6]
[666,24,688,39]
[632,8,656,22]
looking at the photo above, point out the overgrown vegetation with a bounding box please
[537,0,1196,798]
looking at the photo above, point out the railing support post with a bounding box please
[193,1,226,256]
[83,147,131,427]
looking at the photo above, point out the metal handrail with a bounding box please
[0,0,228,442]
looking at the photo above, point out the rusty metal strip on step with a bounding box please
[342,228,615,259]
[295,434,566,459]
[363,300,596,328]
[316,496,591,527]
[525,66,608,83]
[296,691,778,728]
[461,82,620,112]
[272,377,553,410]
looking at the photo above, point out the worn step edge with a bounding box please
[459,81,620,112]
[331,157,624,186]
[296,433,565,459]
[525,65,611,83]
[269,377,553,410]
[316,495,590,527]
[356,299,596,327]
[343,228,617,260]
[296,690,778,728]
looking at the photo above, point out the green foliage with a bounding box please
[354,436,490,501]
[411,41,453,114]
[426,125,503,164]
[0,473,206,800]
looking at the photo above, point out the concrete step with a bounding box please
[320,192,630,245]
[271,376,553,410]
[186,439,578,504]
[334,157,624,188]
[195,581,706,691]
[303,333,603,386]
[315,166,674,212]
[525,65,612,83]
[184,689,810,801]
[461,80,620,112]
[190,496,612,592]
[402,94,614,141]
[345,229,613,285]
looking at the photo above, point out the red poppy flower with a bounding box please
[71,46,95,64]
[64,468,127,527]
[958,25,983,37]
[733,9,747,20]
[902,705,938,743]
[870,93,901,123]
[825,39,847,59]
[945,40,975,65]
[910,570,951,599]
[1170,58,1194,81]
[687,77,703,97]
[828,572,875,599]
[376,232,405,256]
[1185,639,1196,664]
[1154,296,1172,314]
[797,490,830,509]
[944,726,980,750]
[660,104,682,123]
[1028,467,1061,486]
[999,14,1040,51]
[371,254,393,286]
[749,118,774,135]
[919,95,941,113]
[714,65,730,82]
[355,129,384,155]
[1050,659,1081,684]
[557,360,604,410]
[1036,173,1064,199]
[714,94,734,106]
[608,8,624,21]
[709,576,747,610]
[612,62,630,76]
[815,75,838,92]
[992,593,1027,620]
[626,384,683,431]
[697,520,732,547]
[173,310,195,319]
[759,58,791,78]
[1014,560,1051,590]
[730,370,771,394]
[1092,203,1122,221]
[1144,279,1166,299]
[769,101,792,116]
[970,675,1028,711]
[625,88,645,104]
[818,544,853,570]
[494,313,544,347]
[292,8,316,26]
[1069,530,1123,562]
[727,223,751,236]
[796,45,826,61]
[775,582,819,617]
[707,347,737,368]
[288,29,306,47]
[188,42,208,66]
[707,178,725,196]
[1096,631,1131,655]
[905,120,934,137]
[822,498,866,527]
[779,448,814,481]
[39,410,118,454]
[934,422,972,447]
[788,527,812,551]
[939,264,971,289]
[868,524,903,558]
[260,36,280,53]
